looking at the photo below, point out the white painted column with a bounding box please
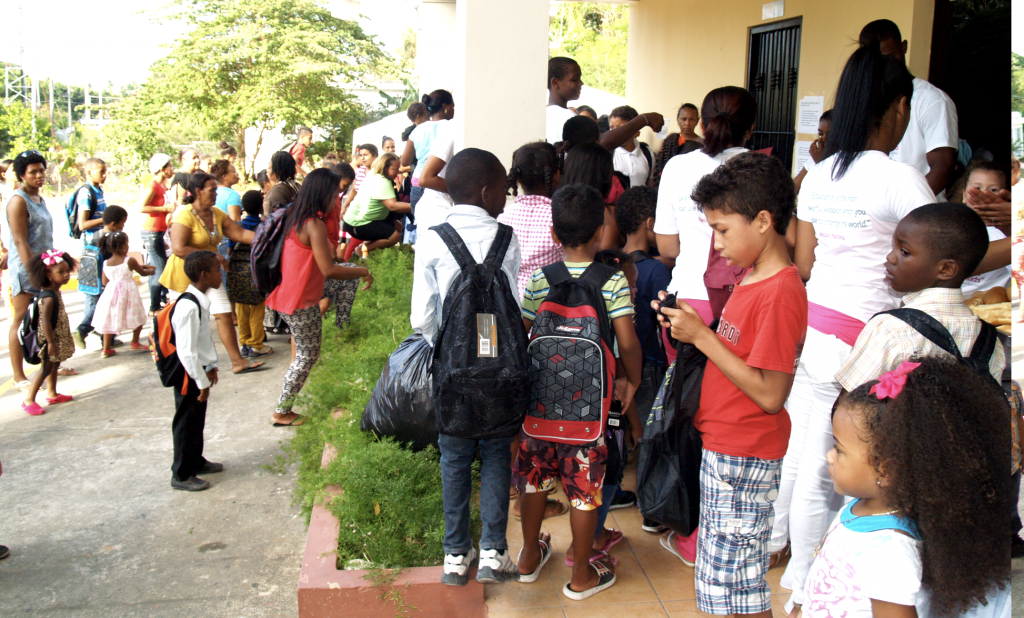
[454,0,548,170]
[418,0,458,98]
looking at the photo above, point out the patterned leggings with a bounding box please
[277,305,322,414]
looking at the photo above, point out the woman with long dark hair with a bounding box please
[266,168,372,427]
[773,45,935,613]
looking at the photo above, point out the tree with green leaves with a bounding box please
[549,3,629,97]
[1012,53,1024,115]
[112,0,390,177]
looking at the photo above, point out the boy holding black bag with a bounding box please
[656,153,806,617]
[410,148,527,586]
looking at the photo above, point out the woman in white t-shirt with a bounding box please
[401,90,454,222]
[773,45,936,613]
[654,86,758,327]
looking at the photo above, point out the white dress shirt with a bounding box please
[172,284,219,389]
[411,204,521,345]
[613,140,650,189]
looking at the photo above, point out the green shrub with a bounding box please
[286,246,479,568]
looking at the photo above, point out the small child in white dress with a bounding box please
[93,231,155,357]
[803,358,1009,618]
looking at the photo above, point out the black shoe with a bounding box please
[1012,535,1024,558]
[0,545,9,560]
[171,475,211,491]
[609,489,637,510]
[199,461,224,474]
[642,518,668,533]
[90,332,124,348]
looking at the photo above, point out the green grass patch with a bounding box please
[285,246,479,569]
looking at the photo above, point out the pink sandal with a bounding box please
[564,549,618,568]
[21,402,46,416]
[46,394,73,405]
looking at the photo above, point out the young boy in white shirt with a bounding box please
[170,250,224,492]
[410,148,523,586]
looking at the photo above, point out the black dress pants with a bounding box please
[171,374,208,481]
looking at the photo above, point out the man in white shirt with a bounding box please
[860,19,958,198]
[609,106,653,188]
[409,149,523,587]
[169,251,224,492]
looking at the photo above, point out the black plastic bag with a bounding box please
[361,333,438,451]
[636,340,706,537]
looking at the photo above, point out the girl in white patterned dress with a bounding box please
[93,231,154,357]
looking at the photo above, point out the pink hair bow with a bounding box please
[869,360,921,400]
[41,249,64,266]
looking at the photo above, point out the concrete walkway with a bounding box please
[0,285,305,617]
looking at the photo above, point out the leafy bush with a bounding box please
[286,247,478,568]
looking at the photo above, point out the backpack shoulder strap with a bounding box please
[431,223,478,276]
[480,223,513,286]
[876,308,963,361]
[37,289,59,327]
[968,320,998,366]
[578,262,619,291]
[629,250,650,264]
[641,142,654,173]
[541,262,572,288]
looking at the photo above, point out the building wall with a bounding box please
[419,0,458,97]
[626,0,934,170]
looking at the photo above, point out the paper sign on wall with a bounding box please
[762,0,784,20]
[797,96,825,134]
[794,140,813,175]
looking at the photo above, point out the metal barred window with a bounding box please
[747,17,802,171]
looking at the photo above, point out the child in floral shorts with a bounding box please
[514,184,642,601]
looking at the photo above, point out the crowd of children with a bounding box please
[0,15,1017,613]
[406,26,1015,618]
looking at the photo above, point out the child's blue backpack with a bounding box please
[429,223,530,440]
[18,290,58,365]
[65,184,97,240]
[77,243,103,296]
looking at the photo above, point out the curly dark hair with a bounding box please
[28,250,78,288]
[836,357,1010,617]
[614,186,657,235]
[508,141,559,197]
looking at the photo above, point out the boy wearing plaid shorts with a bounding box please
[658,153,806,617]
[514,185,643,600]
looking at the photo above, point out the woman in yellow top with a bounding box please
[159,172,266,374]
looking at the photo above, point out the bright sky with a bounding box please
[1,0,418,88]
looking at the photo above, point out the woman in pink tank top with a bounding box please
[267,169,373,428]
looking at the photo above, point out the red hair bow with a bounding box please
[869,360,921,400]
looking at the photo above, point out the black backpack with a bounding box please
[524,262,618,444]
[249,204,291,295]
[18,290,59,365]
[875,308,1007,396]
[149,293,199,390]
[636,335,709,537]
[430,223,530,440]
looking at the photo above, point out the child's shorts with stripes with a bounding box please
[695,448,782,615]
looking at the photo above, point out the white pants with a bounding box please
[771,327,849,610]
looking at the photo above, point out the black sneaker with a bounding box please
[1012,535,1024,558]
[609,489,637,510]
[199,461,224,474]
[642,518,668,533]
[0,545,9,560]
[91,332,123,348]
[171,475,211,491]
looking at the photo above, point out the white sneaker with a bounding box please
[441,548,477,586]
[476,548,520,583]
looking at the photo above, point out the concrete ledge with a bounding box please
[297,442,484,618]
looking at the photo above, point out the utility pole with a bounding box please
[30,76,36,138]
[67,84,71,130]
[84,84,90,122]
[48,78,54,126]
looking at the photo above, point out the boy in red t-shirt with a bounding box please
[656,152,806,618]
